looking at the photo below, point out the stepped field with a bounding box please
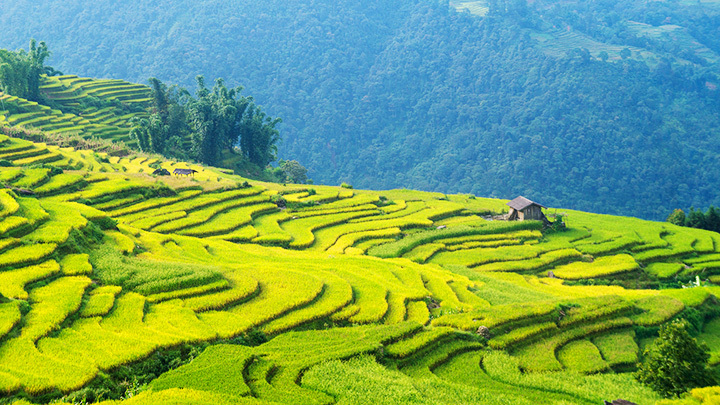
[0,74,151,147]
[0,133,719,404]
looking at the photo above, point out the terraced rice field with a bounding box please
[450,0,489,16]
[0,134,718,404]
[626,21,720,66]
[0,74,152,146]
[531,29,663,63]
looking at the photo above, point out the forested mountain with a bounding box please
[1,0,719,220]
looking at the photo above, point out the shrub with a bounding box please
[635,319,716,398]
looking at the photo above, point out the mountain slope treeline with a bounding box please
[0,0,718,220]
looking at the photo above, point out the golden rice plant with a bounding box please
[384,327,456,358]
[0,216,29,236]
[631,295,685,326]
[33,173,86,195]
[20,276,92,342]
[473,248,582,272]
[0,243,57,269]
[260,271,353,335]
[60,253,92,276]
[552,254,639,280]
[0,260,60,299]
[0,302,22,340]
[11,168,50,189]
[513,317,633,373]
[326,227,402,255]
[488,322,558,350]
[79,285,122,318]
[0,190,19,218]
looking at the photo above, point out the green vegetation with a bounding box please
[667,207,720,235]
[553,254,639,280]
[90,245,224,295]
[79,286,122,318]
[20,276,92,342]
[132,75,281,169]
[593,330,639,367]
[149,345,254,398]
[2,3,718,399]
[0,132,718,404]
[635,319,717,398]
[556,339,608,374]
[0,40,52,101]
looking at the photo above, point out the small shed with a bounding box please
[507,196,548,222]
[173,168,198,177]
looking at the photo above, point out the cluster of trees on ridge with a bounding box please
[1,0,719,219]
[131,76,281,169]
[668,206,720,235]
[0,40,59,102]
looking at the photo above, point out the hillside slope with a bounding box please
[1,0,719,219]
[0,75,152,147]
[0,128,719,404]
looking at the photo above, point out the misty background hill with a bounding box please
[1,0,719,220]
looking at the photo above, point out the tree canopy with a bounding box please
[0,39,56,101]
[667,206,720,234]
[130,76,281,168]
[634,319,716,398]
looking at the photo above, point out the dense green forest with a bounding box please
[0,0,718,220]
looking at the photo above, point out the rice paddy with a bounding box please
[0,133,718,404]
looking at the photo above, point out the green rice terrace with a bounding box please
[0,75,152,147]
[0,132,720,404]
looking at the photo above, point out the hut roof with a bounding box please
[507,196,546,211]
[173,168,198,175]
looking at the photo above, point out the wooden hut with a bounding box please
[173,168,198,177]
[507,196,549,223]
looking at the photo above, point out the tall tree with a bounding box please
[148,77,169,118]
[240,105,281,167]
[635,319,716,398]
[186,76,235,165]
[0,49,30,98]
[26,39,50,101]
[133,77,190,157]
[186,76,280,167]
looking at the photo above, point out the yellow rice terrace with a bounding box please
[1,134,720,405]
